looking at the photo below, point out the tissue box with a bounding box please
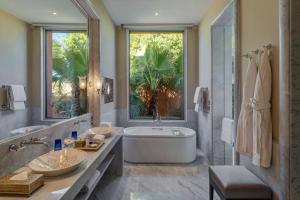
[0,173,44,196]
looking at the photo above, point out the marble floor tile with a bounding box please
[90,156,221,200]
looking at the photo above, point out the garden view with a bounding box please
[47,31,88,119]
[129,32,184,120]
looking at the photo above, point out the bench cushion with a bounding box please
[209,166,272,199]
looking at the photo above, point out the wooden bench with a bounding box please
[209,166,272,200]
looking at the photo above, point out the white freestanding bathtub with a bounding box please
[124,127,196,163]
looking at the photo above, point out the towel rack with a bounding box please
[243,44,272,58]
[0,85,10,111]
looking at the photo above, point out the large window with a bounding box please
[129,32,184,120]
[45,30,88,119]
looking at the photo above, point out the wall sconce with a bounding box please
[78,76,87,90]
[93,77,112,97]
[96,80,101,95]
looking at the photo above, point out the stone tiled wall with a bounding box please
[239,0,281,199]
[0,109,31,140]
[0,113,92,177]
[0,10,31,141]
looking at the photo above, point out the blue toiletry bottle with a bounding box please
[54,139,62,151]
[72,131,78,140]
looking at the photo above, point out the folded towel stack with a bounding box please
[92,134,105,144]
[100,122,112,128]
[80,129,106,144]
[7,85,26,110]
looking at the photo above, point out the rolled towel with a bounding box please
[79,129,96,141]
[78,170,101,195]
[100,122,112,128]
[92,134,105,144]
[86,129,96,139]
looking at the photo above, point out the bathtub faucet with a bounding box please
[153,112,162,126]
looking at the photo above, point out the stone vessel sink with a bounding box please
[10,125,48,136]
[28,149,87,176]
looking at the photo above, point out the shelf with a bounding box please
[75,153,116,200]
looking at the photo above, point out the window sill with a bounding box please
[127,119,188,123]
[41,118,65,123]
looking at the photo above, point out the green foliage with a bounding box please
[52,33,88,88]
[129,32,184,119]
[51,32,88,118]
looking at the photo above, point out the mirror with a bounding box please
[0,0,88,141]
[102,77,114,104]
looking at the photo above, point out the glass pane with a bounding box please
[129,32,184,120]
[45,31,88,119]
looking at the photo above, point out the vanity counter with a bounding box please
[0,127,123,200]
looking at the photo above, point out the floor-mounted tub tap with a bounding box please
[153,112,162,127]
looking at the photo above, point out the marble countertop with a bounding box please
[0,127,123,200]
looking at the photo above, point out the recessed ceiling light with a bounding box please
[155,12,159,16]
[52,12,57,15]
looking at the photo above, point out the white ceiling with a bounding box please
[0,0,86,24]
[101,0,213,25]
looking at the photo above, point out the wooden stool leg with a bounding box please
[209,184,214,200]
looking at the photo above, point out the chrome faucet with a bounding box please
[20,137,49,147]
[74,119,88,125]
[9,144,26,152]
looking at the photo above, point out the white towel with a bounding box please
[79,170,101,194]
[221,118,234,145]
[7,85,26,110]
[11,102,26,110]
[9,85,26,101]
[194,103,199,112]
[193,87,200,103]
[92,134,105,143]
[100,122,112,128]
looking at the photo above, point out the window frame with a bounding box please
[41,27,88,121]
[126,29,188,122]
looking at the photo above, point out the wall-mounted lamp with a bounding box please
[91,77,112,97]
[96,80,101,95]
[78,76,87,90]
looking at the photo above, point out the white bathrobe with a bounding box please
[236,54,257,158]
[252,47,272,168]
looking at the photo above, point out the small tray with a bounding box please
[75,142,105,151]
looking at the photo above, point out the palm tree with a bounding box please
[131,44,177,117]
[52,33,88,118]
